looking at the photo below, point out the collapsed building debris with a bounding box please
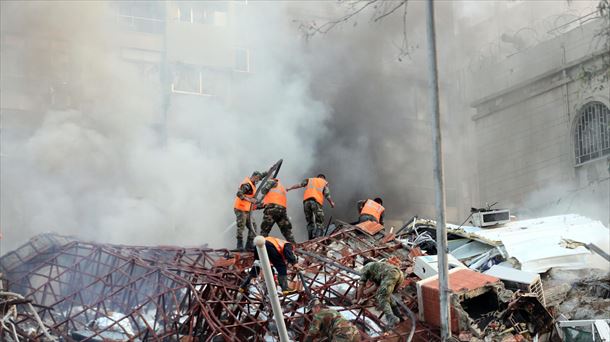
[446,214,610,273]
[1,213,608,341]
[0,226,441,341]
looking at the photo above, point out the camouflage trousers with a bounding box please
[234,209,256,249]
[375,269,402,324]
[304,199,325,239]
[260,204,296,243]
[330,327,361,342]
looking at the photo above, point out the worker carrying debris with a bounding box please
[239,236,298,294]
[287,174,335,239]
[304,299,361,342]
[355,260,404,328]
[258,178,296,243]
[233,171,267,251]
[357,198,385,225]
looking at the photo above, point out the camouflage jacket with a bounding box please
[235,171,268,200]
[304,309,358,342]
[359,262,403,286]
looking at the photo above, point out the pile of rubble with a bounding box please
[1,212,608,341]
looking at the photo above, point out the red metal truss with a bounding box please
[1,224,440,341]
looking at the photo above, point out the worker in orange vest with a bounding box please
[287,174,335,239]
[238,236,299,294]
[233,170,266,251]
[358,197,385,225]
[258,178,296,243]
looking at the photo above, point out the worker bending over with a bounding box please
[358,197,385,225]
[239,236,298,294]
[355,260,404,329]
[287,174,335,239]
[304,299,360,342]
[233,171,266,251]
[258,178,296,243]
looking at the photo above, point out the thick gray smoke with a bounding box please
[0,1,328,251]
[297,1,471,225]
[1,1,604,254]
[297,0,603,226]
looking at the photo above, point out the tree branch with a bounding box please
[373,0,407,23]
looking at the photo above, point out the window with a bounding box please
[574,101,610,165]
[116,1,165,34]
[176,2,228,26]
[171,64,226,96]
[235,48,250,72]
[172,63,203,94]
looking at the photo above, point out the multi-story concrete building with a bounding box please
[462,6,609,226]
[1,1,250,132]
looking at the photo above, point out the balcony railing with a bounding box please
[117,14,165,34]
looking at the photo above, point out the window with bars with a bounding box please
[574,101,610,165]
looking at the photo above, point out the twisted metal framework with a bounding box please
[1,225,440,341]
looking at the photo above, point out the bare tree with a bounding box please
[296,0,415,61]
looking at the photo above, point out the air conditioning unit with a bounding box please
[471,209,510,227]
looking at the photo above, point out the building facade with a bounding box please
[1,1,250,134]
[465,16,609,225]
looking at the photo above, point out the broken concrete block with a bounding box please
[414,254,467,279]
[484,265,545,305]
[416,268,506,336]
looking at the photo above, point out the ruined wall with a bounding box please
[468,19,610,225]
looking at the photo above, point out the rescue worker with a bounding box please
[233,171,267,251]
[258,178,296,243]
[238,236,298,294]
[287,174,335,239]
[355,260,404,329]
[304,299,361,342]
[358,197,385,225]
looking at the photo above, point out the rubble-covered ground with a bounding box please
[1,214,609,341]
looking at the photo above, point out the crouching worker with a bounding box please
[304,299,361,342]
[358,197,385,225]
[355,260,404,329]
[239,236,298,294]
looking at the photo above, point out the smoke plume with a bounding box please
[0,1,328,251]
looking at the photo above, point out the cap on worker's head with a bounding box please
[317,173,326,179]
[374,197,383,205]
[251,171,263,178]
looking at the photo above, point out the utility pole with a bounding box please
[424,0,451,340]
[254,236,290,342]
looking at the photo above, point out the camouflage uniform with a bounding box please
[260,204,295,243]
[304,309,361,342]
[234,171,267,250]
[304,199,325,239]
[359,262,404,327]
[234,209,256,250]
[259,179,296,243]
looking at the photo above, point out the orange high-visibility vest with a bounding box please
[360,199,385,222]
[233,177,256,212]
[303,177,327,205]
[263,179,287,208]
[265,236,287,257]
